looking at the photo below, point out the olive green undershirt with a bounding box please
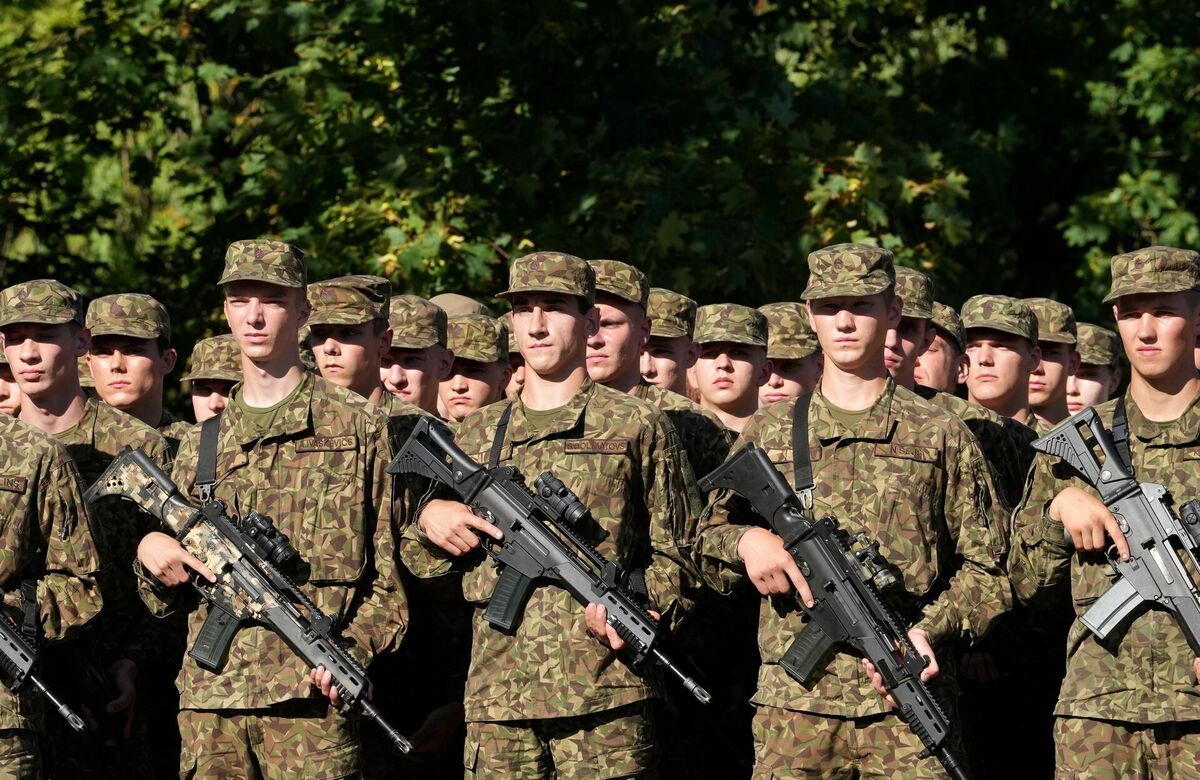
[233,379,306,436]
[521,403,573,437]
[825,400,871,431]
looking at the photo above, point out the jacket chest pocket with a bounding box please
[872,443,943,596]
[279,439,366,586]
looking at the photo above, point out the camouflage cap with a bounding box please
[184,334,242,383]
[758,302,819,360]
[499,311,519,355]
[961,294,1039,343]
[1103,245,1200,303]
[388,295,448,349]
[1022,297,1077,345]
[647,288,697,339]
[307,275,391,327]
[429,293,492,318]
[895,267,934,320]
[497,251,595,305]
[930,302,965,351]
[218,239,307,289]
[802,243,895,300]
[588,259,649,308]
[0,349,6,366]
[694,303,768,348]
[86,293,171,343]
[0,280,85,328]
[1076,323,1121,367]
[78,355,93,388]
[447,314,506,364]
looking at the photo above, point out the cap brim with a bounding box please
[390,336,440,350]
[963,322,1034,341]
[307,311,376,327]
[1037,334,1077,345]
[219,272,304,289]
[497,286,594,304]
[802,279,892,301]
[768,345,820,360]
[88,325,163,339]
[1102,280,1196,303]
[0,312,77,328]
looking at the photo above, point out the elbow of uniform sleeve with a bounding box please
[36,572,102,642]
[693,522,751,593]
[916,562,1011,648]
[1008,500,1072,607]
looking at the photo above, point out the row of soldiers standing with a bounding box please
[0,238,1193,779]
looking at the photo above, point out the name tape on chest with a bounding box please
[295,435,357,453]
[874,442,938,463]
[563,438,631,455]
[0,476,28,493]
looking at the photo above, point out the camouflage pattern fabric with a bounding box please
[388,295,448,349]
[465,702,655,778]
[695,380,1009,719]
[750,704,959,779]
[0,728,40,779]
[758,302,819,360]
[499,311,519,355]
[1022,298,1077,344]
[145,373,408,709]
[430,292,493,318]
[1103,245,1200,303]
[895,267,935,320]
[960,294,1038,343]
[496,251,596,305]
[801,243,895,300]
[694,303,768,347]
[1010,394,1200,725]
[0,414,102,731]
[184,334,242,383]
[217,239,306,289]
[647,287,697,339]
[1052,716,1200,780]
[0,279,85,327]
[930,302,965,351]
[307,275,390,327]
[86,293,171,341]
[78,355,94,389]
[447,314,506,364]
[179,701,360,778]
[588,258,649,308]
[633,381,735,484]
[1076,323,1121,367]
[400,379,701,722]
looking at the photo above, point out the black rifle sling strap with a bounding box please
[1112,395,1133,475]
[196,413,223,504]
[790,392,816,508]
[489,402,515,469]
[19,579,39,645]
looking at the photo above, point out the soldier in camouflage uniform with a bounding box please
[1066,323,1122,416]
[640,287,700,398]
[694,243,1009,779]
[439,313,511,423]
[0,349,20,416]
[914,302,967,393]
[883,267,938,390]
[430,292,493,318]
[134,240,408,777]
[961,295,1045,432]
[381,294,453,416]
[1008,246,1200,779]
[172,334,243,433]
[0,279,172,778]
[691,304,771,432]
[401,251,701,778]
[0,414,103,779]
[499,311,525,400]
[1023,298,1080,428]
[307,275,400,405]
[758,302,822,405]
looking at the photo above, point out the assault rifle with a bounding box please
[84,447,413,754]
[0,604,85,732]
[388,416,711,705]
[699,444,969,780]
[1032,406,1200,654]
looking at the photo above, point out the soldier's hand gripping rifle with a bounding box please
[699,444,969,780]
[0,602,85,732]
[388,416,712,705]
[83,447,413,755]
[1032,406,1200,654]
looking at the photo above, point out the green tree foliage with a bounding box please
[1,0,1196,357]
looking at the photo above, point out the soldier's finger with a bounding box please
[1104,513,1130,561]
[1193,657,1200,684]
[467,515,503,540]
[783,559,814,607]
[183,550,217,583]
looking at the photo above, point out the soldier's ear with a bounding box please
[161,348,178,375]
[886,294,902,328]
[1108,366,1122,396]
[75,326,91,358]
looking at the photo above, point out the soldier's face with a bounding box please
[963,329,1039,411]
[692,341,771,412]
[88,335,176,413]
[0,363,22,416]
[640,336,696,395]
[1028,341,1079,408]
[586,296,650,386]
[884,316,935,386]
[807,294,900,374]
[914,330,966,392]
[759,353,823,405]
[1067,363,1120,414]
[510,293,596,380]
[1114,291,1200,383]
[223,282,310,365]
[380,345,453,413]
[190,378,235,422]
[310,321,391,399]
[439,357,510,422]
[0,322,88,400]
